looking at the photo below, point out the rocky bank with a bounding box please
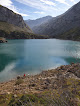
[0,63,80,95]
[0,63,80,105]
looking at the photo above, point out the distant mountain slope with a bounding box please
[33,2,80,41]
[25,16,52,29]
[0,5,38,39]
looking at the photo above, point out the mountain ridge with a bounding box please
[0,5,44,39]
[25,16,53,29]
[32,2,80,41]
[0,5,31,31]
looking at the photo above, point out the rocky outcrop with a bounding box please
[0,5,30,30]
[0,5,37,39]
[0,37,7,43]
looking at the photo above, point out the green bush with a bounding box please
[15,78,23,85]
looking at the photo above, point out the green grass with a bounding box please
[0,21,48,39]
[0,21,31,33]
[57,27,80,41]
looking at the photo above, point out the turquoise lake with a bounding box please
[0,39,80,82]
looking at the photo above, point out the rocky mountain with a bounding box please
[33,2,80,41]
[25,16,52,29]
[0,5,43,39]
[0,5,30,30]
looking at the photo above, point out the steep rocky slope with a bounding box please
[0,5,30,30]
[0,5,43,39]
[33,2,80,41]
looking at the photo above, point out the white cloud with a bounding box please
[0,0,12,7]
[0,0,29,17]
[0,0,17,12]
[69,0,76,3]
[0,0,79,19]
[34,11,45,14]
[20,13,29,16]
[15,0,72,18]
[70,0,74,1]
[15,0,58,12]
[40,0,56,6]
[54,0,70,5]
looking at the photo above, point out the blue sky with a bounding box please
[0,0,80,20]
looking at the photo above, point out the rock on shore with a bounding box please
[0,63,80,95]
[0,63,80,106]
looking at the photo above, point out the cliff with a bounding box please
[0,5,40,39]
[0,5,30,30]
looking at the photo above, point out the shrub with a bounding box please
[15,78,23,85]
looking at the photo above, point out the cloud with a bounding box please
[0,0,79,20]
[34,11,45,14]
[20,13,29,16]
[0,0,18,12]
[0,0,29,17]
[54,0,70,6]
[69,0,76,3]
[70,0,74,2]
[40,0,56,6]
[0,0,12,7]
[15,0,58,12]
[14,0,72,18]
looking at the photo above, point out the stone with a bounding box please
[17,75,21,79]
[14,94,17,98]
[7,92,11,94]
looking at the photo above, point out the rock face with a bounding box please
[25,16,52,29]
[0,5,37,39]
[33,2,80,40]
[0,5,30,29]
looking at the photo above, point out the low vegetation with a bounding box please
[0,22,48,39]
[0,79,80,106]
[0,63,80,105]
[56,27,80,41]
[15,78,24,85]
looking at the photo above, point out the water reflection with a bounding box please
[0,39,80,82]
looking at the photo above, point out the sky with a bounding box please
[0,0,80,20]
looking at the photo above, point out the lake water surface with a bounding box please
[0,39,80,82]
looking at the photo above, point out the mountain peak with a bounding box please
[25,16,52,29]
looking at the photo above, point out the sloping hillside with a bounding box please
[0,5,38,39]
[33,2,80,41]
